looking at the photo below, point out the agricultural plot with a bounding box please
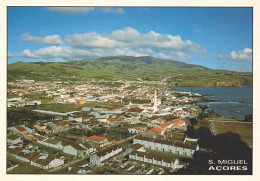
[209,120,252,147]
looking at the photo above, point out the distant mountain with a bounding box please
[66,56,207,69]
[8,56,252,87]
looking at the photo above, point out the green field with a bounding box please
[36,102,122,112]
[8,56,252,87]
[209,120,253,147]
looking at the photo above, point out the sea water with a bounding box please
[174,86,253,119]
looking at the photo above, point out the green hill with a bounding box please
[8,56,252,87]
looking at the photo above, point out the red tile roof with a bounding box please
[16,127,27,132]
[159,122,172,128]
[110,99,119,102]
[37,136,46,141]
[172,120,185,126]
[53,120,69,126]
[147,130,156,135]
[152,127,163,133]
[87,135,108,142]
[102,123,109,127]
[107,118,115,122]
[135,127,142,131]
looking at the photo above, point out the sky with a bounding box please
[7,7,253,72]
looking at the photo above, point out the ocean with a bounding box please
[174,86,253,119]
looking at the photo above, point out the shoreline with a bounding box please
[171,87,252,121]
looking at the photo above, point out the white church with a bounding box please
[151,89,161,112]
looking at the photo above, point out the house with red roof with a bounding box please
[47,120,69,133]
[16,127,27,134]
[106,117,118,126]
[101,122,109,128]
[86,136,109,148]
[151,118,165,125]
[152,127,165,136]
[110,99,120,103]
[8,125,29,135]
[141,130,156,138]
[147,122,157,128]
[34,123,47,133]
[159,122,173,130]
[76,98,85,104]
[172,120,186,130]
[128,127,145,134]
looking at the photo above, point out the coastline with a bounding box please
[172,86,252,120]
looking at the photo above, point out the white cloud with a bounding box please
[217,48,252,62]
[21,27,207,62]
[65,32,121,48]
[22,33,63,45]
[21,46,157,61]
[100,8,124,14]
[65,27,207,55]
[47,7,95,15]
[8,51,14,58]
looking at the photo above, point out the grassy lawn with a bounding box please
[36,102,121,112]
[36,103,86,112]
[184,140,197,145]
[171,132,185,138]
[209,120,252,147]
[145,148,182,160]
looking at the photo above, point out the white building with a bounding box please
[7,135,23,145]
[128,127,144,134]
[86,136,109,148]
[133,136,199,157]
[129,151,180,169]
[63,144,86,157]
[37,138,64,150]
[31,154,64,170]
[62,142,95,157]
[90,145,122,166]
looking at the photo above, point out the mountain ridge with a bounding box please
[8,56,252,87]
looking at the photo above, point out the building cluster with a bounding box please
[7,79,203,174]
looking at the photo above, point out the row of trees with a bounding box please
[65,127,106,137]
[7,107,54,125]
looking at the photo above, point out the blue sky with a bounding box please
[8,7,252,72]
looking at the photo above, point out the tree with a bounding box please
[177,150,218,175]
[213,132,251,160]
[197,127,215,149]
[244,114,252,122]
[198,112,208,120]
[190,118,198,126]
[186,125,199,138]
[179,131,252,175]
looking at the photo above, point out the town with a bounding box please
[7,78,214,174]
